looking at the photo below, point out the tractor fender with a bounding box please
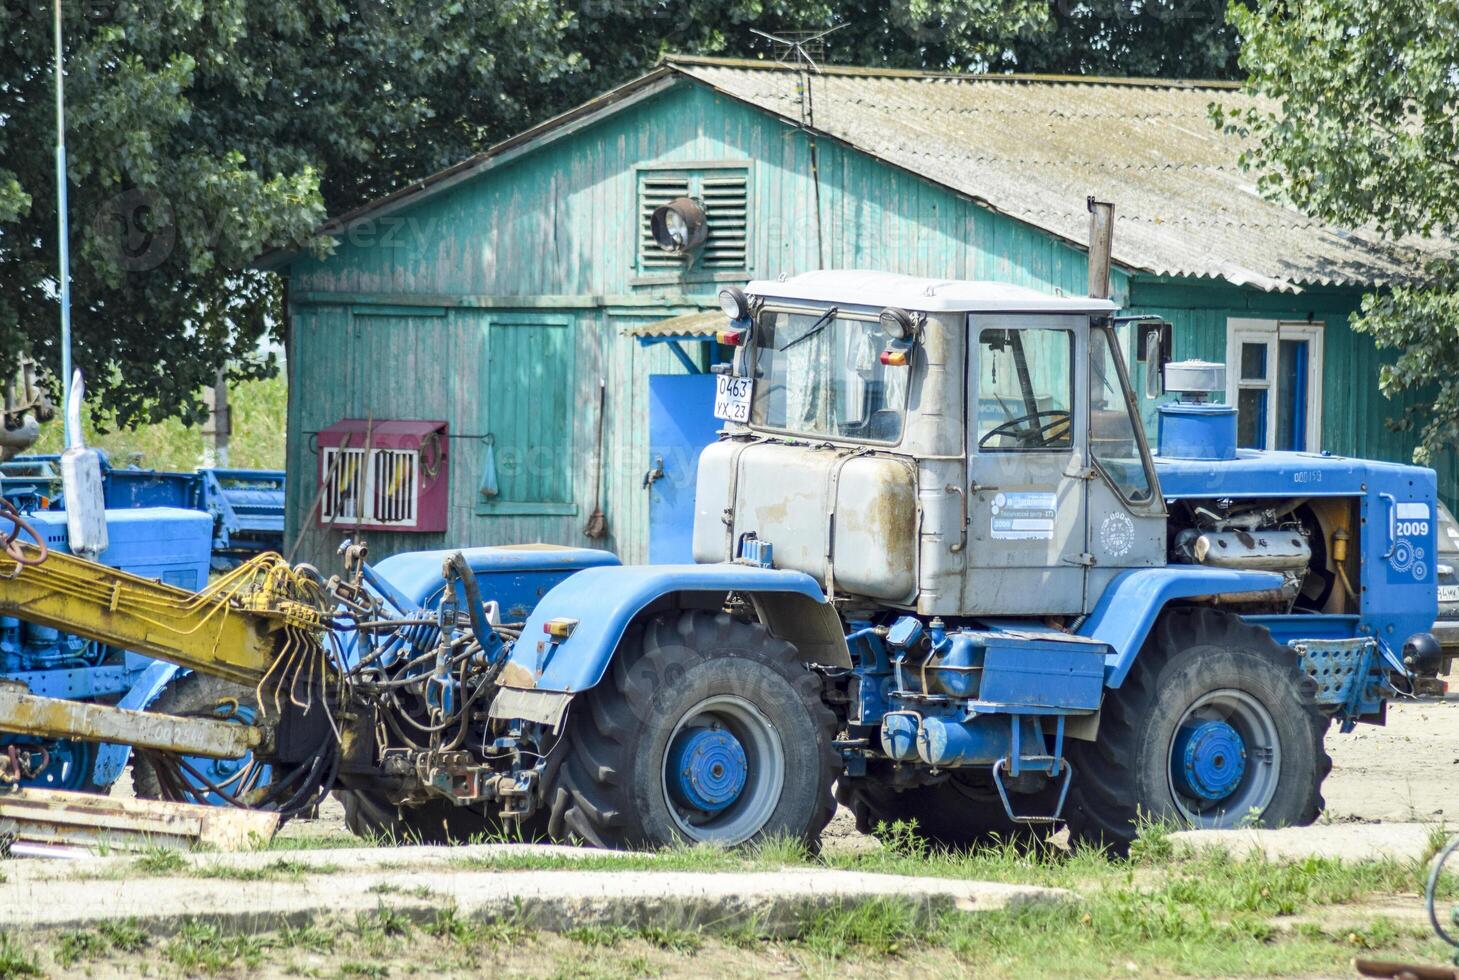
[497,563,847,696]
[1079,567,1285,688]
[89,659,185,786]
[371,545,620,619]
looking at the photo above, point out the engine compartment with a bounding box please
[1166,496,1359,616]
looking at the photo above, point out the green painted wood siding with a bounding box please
[286,82,1120,303]
[284,78,1126,569]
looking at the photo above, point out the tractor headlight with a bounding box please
[879,307,915,340]
[718,286,750,321]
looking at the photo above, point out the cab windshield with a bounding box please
[749,308,908,443]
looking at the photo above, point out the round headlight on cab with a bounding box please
[879,307,915,340]
[718,286,750,321]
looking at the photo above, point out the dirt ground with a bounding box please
[1322,683,1459,823]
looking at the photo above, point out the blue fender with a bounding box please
[502,563,830,694]
[371,546,620,617]
[1079,567,1285,688]
[90,659,185,786]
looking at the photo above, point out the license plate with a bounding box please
[713,375,753,423]
[1440,585,1459,603]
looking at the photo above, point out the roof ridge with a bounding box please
[660,53,1243,91]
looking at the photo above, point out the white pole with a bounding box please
[54,0,75,448]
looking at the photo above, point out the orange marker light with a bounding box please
[543,618,578,639]
[879,349,909,366]
[716,328,745,346]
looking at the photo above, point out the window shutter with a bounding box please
[639,174,692,271]
[698,173,749,270]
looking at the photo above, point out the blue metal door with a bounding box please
[647,374,719,563]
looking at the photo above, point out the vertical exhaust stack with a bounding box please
[1087,197,1114,300]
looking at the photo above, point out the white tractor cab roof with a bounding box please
[745,270,1119,315]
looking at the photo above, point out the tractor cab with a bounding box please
[693,271,1167,618]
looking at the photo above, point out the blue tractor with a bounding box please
[0,228,1438,853]
[0,454,283,797]
[313,262,1440,852]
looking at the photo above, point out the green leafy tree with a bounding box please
[0,0,568,426]
[1224,0,1459,462]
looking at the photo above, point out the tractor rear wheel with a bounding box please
[131,673,271,806]
[1064,606,1329,851]
[549,610,838,849]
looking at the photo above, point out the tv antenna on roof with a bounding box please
[749,25,846,270]
[750,25,846,76]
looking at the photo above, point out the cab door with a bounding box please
[963,315,1088,616]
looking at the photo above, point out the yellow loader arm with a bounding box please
[0,540,330,759]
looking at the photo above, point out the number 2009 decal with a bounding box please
[1396,520,1430,537]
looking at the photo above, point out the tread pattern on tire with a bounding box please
[1063,605,1331,850]
[551,610,839,849]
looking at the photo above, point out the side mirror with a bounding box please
[1137,321,1172,399]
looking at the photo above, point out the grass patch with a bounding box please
[193,858,340,881]
[565,924,635,948]
[799,898,921,960]
[0,935,40,978]
[636,925,703,954]
[164,921,265,975]
[133,847,189,875]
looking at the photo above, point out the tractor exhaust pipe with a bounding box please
[1087,197,1114,300]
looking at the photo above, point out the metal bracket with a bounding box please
[1290,637,1377,707]
[991,757,1073,825]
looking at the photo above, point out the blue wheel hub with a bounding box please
[182,703,269,805]
[1171,719,1247,801]
[667,726,747,813]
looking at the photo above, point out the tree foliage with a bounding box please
[0,0,568,425]
[0,0,1241,427]
[1226,0,1459,462]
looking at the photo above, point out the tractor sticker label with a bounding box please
[1099,511,1135,558]
[1389,502,1432,583]
[990,491,1056,541]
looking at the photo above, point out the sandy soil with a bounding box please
[1323,684,1459,824]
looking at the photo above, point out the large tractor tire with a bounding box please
[549,610,839,849]
[837,770,1046,851]
[1065,606,1330,851]
[335,788,540,844]
[131,672,270,805]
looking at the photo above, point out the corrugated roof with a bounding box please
[667,56,1450,291]
[623,310,721,338]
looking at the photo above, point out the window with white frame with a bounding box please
[1225,318,1324,452]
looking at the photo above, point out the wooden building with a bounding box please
[262,56,1451,568]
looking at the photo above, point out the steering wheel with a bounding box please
[0,498,48,566]
[979,409,1071,449]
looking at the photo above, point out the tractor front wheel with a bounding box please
[549,610,838,849]
[1065,606,1330,851]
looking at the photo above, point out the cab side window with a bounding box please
[975,328,1074,451]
